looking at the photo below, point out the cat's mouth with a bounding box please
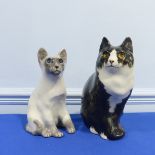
[49,69,61,75]
[106,65,119,68]
[54,70,61,74]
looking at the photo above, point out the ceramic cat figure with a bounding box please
[81,37,134,140]
[26,48,75,137]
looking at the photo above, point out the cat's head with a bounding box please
[96,37,134,71]
[38,48,67,76]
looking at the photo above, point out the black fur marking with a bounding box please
[99,37,111,52]
[96,52,110,68]
[121,37,133,53]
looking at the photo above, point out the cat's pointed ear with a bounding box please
[59,49,67,63]
[38,48,48,63]
[121,37,133,52]
[99,37,111,52]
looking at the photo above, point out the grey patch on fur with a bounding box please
[59,49,67,63]
[44,53,66,75]
[38,48,48,63]
[33,120,43,131]
[26,120,43,135]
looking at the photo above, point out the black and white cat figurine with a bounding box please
[81,37,134,140]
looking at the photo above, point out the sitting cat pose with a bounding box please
[81,37,134,140]
[26,48,75,137]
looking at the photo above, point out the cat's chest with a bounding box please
[36,77,66,104]
[97,66,134,113]
[97,66,134,96]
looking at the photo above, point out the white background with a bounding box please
[0,0,154,89]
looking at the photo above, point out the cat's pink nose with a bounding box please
[109,60,114,64]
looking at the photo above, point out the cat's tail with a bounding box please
[26,120,43,135]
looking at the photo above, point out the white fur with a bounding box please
[107,50,118,66]
[90,126,98,134]
[100,133,108,140]
[27,73,71,130]
[90,127,108,140]
[97,50,134,113]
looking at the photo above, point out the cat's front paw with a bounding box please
[100,133,108,140]
[90,126,98,135]
[42,128,53,138]
[67,127,76,134]
[52,130,64,138]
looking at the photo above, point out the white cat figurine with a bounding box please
[26,48,75,137]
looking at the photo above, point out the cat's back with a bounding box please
[81,73,100,112]
[82,73,97,98]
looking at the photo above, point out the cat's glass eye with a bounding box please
[102,52,109,59]
[46,58,53,64]
[118,52,125,59]
[59,58,63,63]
